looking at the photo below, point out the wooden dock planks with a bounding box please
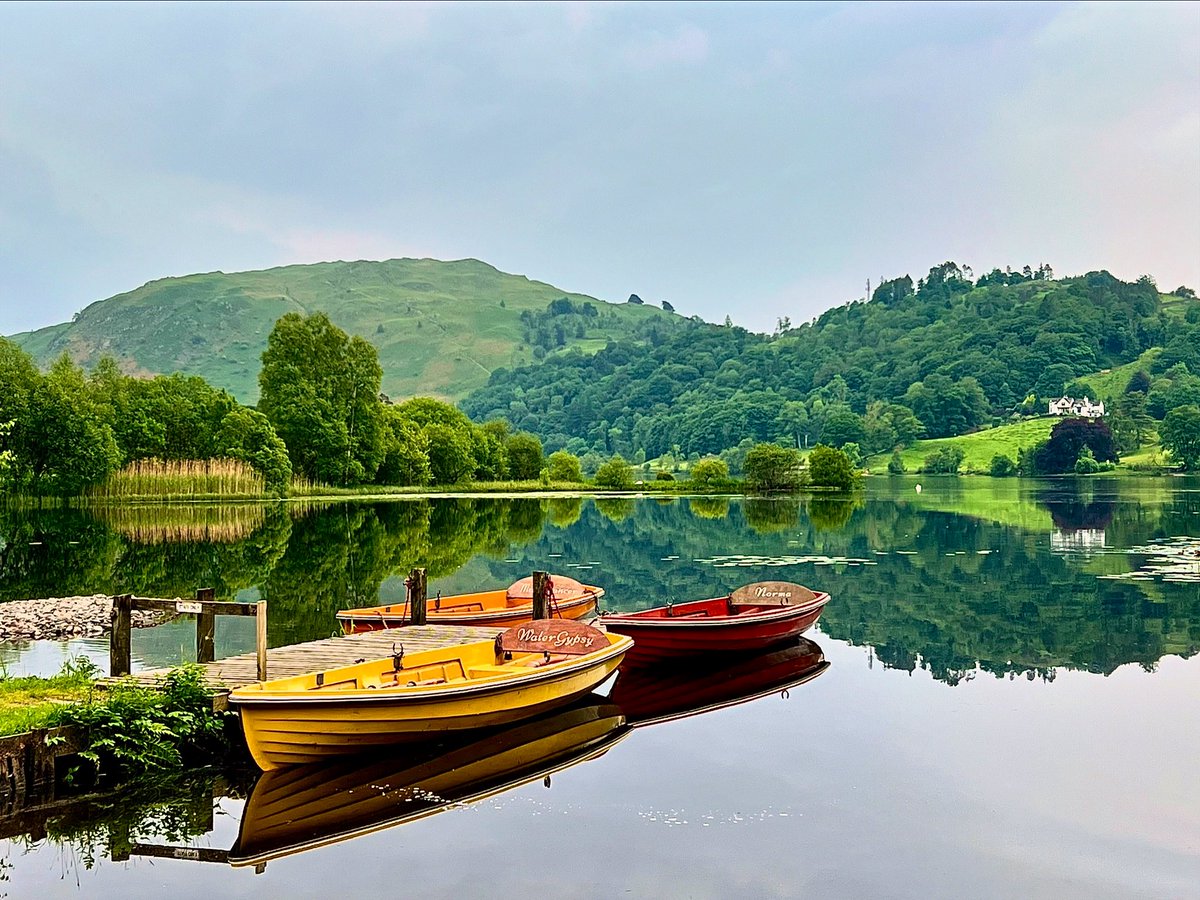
[109,624,506,698]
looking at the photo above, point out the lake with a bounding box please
[1,476,1198,898]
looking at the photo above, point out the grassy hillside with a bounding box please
[11,258,683,403]
[866,417,1058,473]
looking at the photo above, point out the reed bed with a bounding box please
[90,458,266,501]
[93,502,267,544]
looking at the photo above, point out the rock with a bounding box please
[0,595,176,643]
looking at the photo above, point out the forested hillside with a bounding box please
[462,265,1200,460]
[10,258,684,403]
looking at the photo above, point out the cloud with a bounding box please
[620,23,709,70]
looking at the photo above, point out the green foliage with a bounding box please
[689,456,730,487]
[744,443,804,492]
[806,445,856,490]
[504,432,544,480]
[214,407,291,494]
[1033,418,1119,475]
[594,455,634,489]
[50,664,233,781]
[546,450,583,483]
[989,454,1017,477]
[259,312,385,485]
[0,656,98,737]
[1159,405,1200,470]
[1074,447,1101,474]
[423,422,477,485]
[377,409,432,486]
[887,450,907,474]
[923,446,966,474]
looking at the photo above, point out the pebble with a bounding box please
[0,595,173,643]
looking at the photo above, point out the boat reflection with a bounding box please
[609,637,829,727]
[229,639,828,869]
[230,700,628,868]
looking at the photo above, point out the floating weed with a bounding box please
[697,554,874,568]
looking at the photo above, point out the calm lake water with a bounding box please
[1,477,1198,899]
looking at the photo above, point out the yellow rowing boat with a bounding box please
[228,620,632,770]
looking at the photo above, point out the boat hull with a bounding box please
[603,592,829,661]
[231,638,630,770]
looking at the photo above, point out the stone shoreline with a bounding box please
[0,595,173,643]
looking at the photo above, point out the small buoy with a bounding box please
[915,484,922,493]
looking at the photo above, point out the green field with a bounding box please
[11,258,683,404]
[866,417,1057,474]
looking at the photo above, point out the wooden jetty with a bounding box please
[114,624,505,703]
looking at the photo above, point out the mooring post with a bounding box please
[533,571,550,620]
[110,593,133,677]
[408,568,428,626]
[195,587,216,664]
[255,601,268,682]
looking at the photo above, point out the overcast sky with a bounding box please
[1,1,1196,336]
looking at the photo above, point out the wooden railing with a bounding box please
[110,588,267,680]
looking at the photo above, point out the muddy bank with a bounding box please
[0,595,172,643]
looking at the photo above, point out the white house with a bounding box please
[1048,396,1105,417]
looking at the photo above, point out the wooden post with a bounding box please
[408,568,427,626]
[110,594,132,677]
[532,571,550,620]
[256,601,268,682]
[195,587,215,664]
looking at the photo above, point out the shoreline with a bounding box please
[0,595,171,644]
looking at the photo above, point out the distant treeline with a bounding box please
[462,266,1200,469]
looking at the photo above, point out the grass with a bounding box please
[0,657,97,737]
[1078,349,1161,402]
[90,458,266,500]
[13,258,685,404]
[866,418,1057,474]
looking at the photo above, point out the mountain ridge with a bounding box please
[10,257,685,403]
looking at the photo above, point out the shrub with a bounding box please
[744,443,804,492]
[887,451,907,475]
[923,446,965,474]
[989,454,1017,477]
[806,445,856,491]
[689,457,730,487]
[594,455,634,489]
[546,450,583,482]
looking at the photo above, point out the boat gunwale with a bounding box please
[602,592,830,629]
[335,585,606,621]
[227,635,632,707]
[336,589,602,626]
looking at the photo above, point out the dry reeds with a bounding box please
[90,458,266,501]
[94,503,267,544]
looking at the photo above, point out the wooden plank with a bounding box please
[131,598,260,616]
[128,843,230,864]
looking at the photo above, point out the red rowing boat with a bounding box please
[600,581,830,661]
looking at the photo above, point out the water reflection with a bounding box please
[2,478,1198,683]
[230,700,629,868]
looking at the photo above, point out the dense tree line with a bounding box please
[0,338,290,495]
[462,266,1196,465]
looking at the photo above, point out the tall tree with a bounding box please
[1159,405,1200,471]
[259,313,385,485]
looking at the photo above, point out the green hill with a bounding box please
[10,258,684,403]
[864,417,1057,473]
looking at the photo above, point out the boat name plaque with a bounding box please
[176,600,203,614]
[497,620,605,656]
[730,581,817,607]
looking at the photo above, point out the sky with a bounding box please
[0,1,1197,336]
